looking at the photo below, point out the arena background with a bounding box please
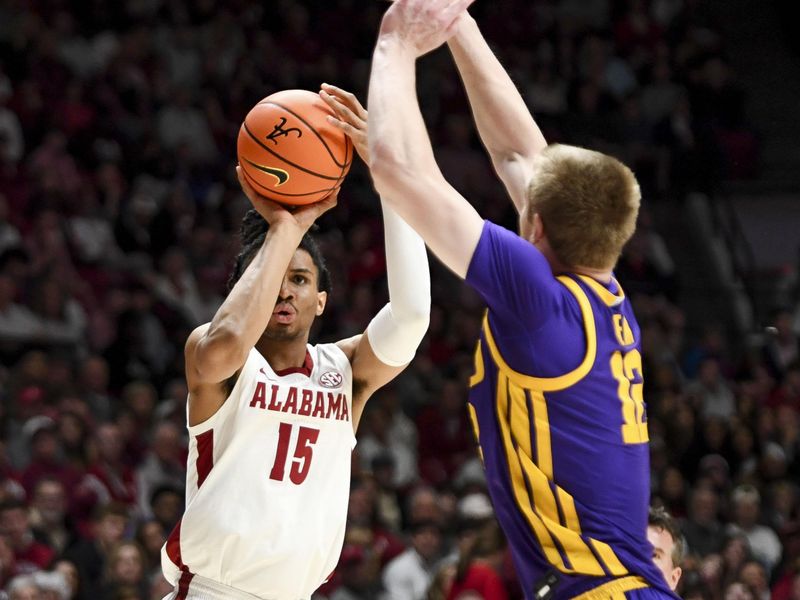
[0,0,798,599]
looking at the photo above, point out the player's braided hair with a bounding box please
[227,209,332,294]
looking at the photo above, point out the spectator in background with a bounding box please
[28,477,77,556]
[63,503,129,599]
[688,357,737,420]
[0,78,24,167]
[75,422,137,516]
[135,421,185,519]
[32,570,70,600]
[19,418,82,500]
[382,520,443,600]
[357,404,418,492]
[51,559,81,600]
[727,486,782,575]
[0,196,22,254]
[369,453,403,534]
[0,533,18,589]
[76,356,113,423]
[327,545,382,600]
[156,89,217,166]
[765,309,800,380]
[416,380,473,486]
[682,486,726,558]
[99,541,148,599]
[739,560,770,600]
[56,412,90,472]
[0,274,42,347]
[447,520,508,600]
[134,519,165,575]
[147,485,182,534]
[0,500,54,574]
[5,573,43,600]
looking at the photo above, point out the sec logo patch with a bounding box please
[319,371,343,388]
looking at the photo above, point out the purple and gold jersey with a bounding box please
[465,222,677,599]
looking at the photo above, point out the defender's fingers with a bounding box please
[321,83,367,120]
[328,96,365,128]
[326,116,362,139]
[442,0,475,23]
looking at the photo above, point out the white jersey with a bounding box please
[161,343,355,600]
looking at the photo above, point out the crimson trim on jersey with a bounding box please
[176,569,194,600]
[167,519,196,599]
[273,349,314,377]
[196,430,214,488]
[166,518,184,568]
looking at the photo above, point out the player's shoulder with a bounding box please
[185,322,211,350]
[319,337,357,368]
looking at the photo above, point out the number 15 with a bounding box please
[269,422,320,484]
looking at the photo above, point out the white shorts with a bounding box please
[162,573,309,600]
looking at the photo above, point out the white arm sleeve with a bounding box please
[366,202,431,367]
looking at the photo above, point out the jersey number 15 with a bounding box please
[269,422,320,484]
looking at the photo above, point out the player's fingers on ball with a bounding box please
[236,166,256,198]
[321,189,340,210]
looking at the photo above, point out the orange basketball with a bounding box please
[237,89,353,205]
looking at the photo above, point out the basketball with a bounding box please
[237,89,353,206]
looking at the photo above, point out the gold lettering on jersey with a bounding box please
[248,383,350,421]
[612,315,635,347]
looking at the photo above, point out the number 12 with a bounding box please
[269,423,320,484]
[610,349,649,444]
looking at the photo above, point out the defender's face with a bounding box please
[265,249,327,341]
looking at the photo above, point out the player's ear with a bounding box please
[316,291,327,316]
[533,213,545,243]
[670,567,682,590]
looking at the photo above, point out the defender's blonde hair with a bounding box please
[526,145,640,270]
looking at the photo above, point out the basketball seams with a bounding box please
[264,101,349,168]
[337,137,353,187]
[242,123,341,181]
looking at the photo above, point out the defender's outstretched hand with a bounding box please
[380,0,475,57]
[236,166,338,232]
[319,83,370,166]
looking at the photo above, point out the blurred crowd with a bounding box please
[0,0,794,599]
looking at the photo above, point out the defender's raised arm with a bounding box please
[448,14,548,212]
[368,0,482,279]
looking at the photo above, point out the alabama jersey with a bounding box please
[464,221,678,599]
[162,343,355,600]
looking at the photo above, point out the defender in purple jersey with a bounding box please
[366,0,680,598]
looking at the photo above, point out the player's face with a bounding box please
[647,525,681,591]
[265,249,327,341]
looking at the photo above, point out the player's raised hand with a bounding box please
[380,0,475,57]
[319,83,370,166]
[236,166,338,233]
